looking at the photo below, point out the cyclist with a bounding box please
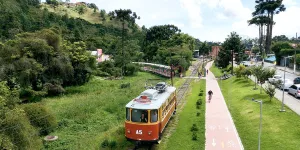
[208,90,213,102]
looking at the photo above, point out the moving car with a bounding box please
[293,77,300,84]
[288,84,300,98]
[278,79,293,90]
[268,75,282,84]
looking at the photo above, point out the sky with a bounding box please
[44,0,300,42]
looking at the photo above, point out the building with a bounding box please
[90,49,111,63]
[210,46,221,59]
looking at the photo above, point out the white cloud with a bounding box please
[216,13,228,20]
[41,0,300,42]
[169,21,185,28]
[179,0,203,28]
[272,6,300,38]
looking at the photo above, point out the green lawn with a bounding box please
[162,80,206,150]
[209,63,223,77]
[41,72,171,149]
[212,68,300,150]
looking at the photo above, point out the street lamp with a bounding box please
[280,56,293,112]
[249,98,262,150]
[294,32,297,74]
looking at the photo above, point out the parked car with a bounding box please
[293,77,300,84]
[268,75,282,84]
[278,79,293,90]
[288,84,300,98]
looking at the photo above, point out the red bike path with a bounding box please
[205,62,244,150]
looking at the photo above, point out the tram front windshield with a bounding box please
[131,109,148,123]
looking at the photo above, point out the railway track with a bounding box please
[131,60,205,150]
[176,60,203,105]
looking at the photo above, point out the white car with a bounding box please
[288,84,300,98]
[278,79,293,90]
[268,75,282,84]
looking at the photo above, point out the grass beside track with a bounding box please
[210,64,300,150]
[42,72,169,149]
[163,80,206,150]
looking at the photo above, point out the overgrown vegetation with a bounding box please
[0,82,56,149]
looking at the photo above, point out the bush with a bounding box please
[22,103,57,135]
[198,93,203,96]
[95,70,110,77]
[120,83,130,89]
[43,82,65,96]
[190,124,198,132]
[19,88,47,103]
[196,99,202,105]
[101,139,109,148]
[124,63,139,76]
[196,105,200,109]
[109,140,117,149]
[196,112,200,116]
[192,132,198,140]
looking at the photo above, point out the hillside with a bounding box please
[40,3,129,30]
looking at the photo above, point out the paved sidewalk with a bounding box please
[205,62,244,150]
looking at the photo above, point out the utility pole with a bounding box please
[294,32,297,74]
[231,50,234,74]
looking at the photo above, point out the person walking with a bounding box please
[208,90,213,103]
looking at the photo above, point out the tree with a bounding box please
[87,3,98,13]
[108,9,140,76]
[272,35,289,42]
[264,83,276,101]
[100,9,106,22]
[271,42,293,65]
[199,41,210,55]
[255,67,275,93]
[77,5,86,15]
[251,0,286,54]
[216,32,244,70]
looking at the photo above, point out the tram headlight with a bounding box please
[127,129,131,134]
[148,131,152,135]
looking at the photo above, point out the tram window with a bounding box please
[131,109,148,123]
[151,110,158,122]
[126,108,130,121]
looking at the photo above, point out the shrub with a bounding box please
[198,93,203,96]
[109,140,117,149]
[124,63,139,76]
[120,83,130,89]
[19,88,47,103]
[190,124,198,132]
[196,112,200,116]
[196,99,202,105]
[22,103,57,135]
[95,70,110,77]
[192,132,198,140]
[43,82,65,96]
[196,105,200,109]
[101,139,109,148]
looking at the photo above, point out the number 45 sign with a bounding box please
[136,130,142,134]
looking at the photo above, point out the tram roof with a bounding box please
[125,86,176,110]
[132,62,171,69]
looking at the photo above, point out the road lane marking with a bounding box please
[212,138,216,147]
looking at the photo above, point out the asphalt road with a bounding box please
[239,61,300,115]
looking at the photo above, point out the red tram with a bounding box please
[132,62,174,78]
[125,82,176,142]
